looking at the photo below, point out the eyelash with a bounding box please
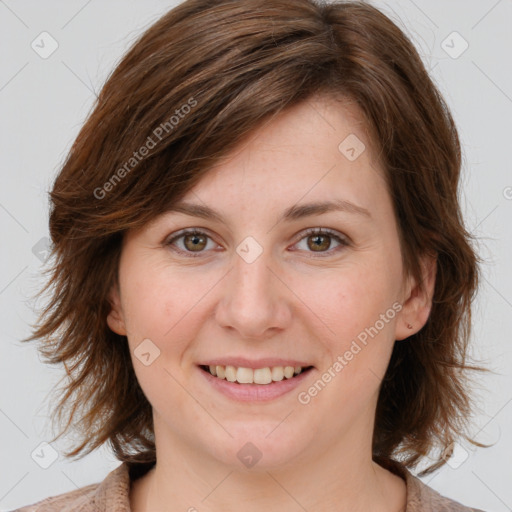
[164,227,349,258]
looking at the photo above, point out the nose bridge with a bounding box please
[231,242,276,311]
[235,246,273,295]
[216,238,290,337]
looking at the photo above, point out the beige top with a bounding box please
[13,459,485,511]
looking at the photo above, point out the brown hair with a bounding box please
[23,0,488,475]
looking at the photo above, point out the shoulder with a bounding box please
[12,482,99,511]
[383,459,487,512]
[11,462,135,512]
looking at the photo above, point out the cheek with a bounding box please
[119,260,222,374]
[307,262,399,341]
[119,261,199,339]
[294,269,400,424]
[118,263,204,410]
[300,260,401,402]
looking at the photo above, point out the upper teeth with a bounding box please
[208,365,305,384]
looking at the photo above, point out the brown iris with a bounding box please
[183,232,207,251]
[307,233,331,252]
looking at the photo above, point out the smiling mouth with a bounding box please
[199,364,314,385]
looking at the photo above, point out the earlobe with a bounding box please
[395,253,437,340]
[106,285,127,336]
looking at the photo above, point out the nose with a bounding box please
[214,247,293,339]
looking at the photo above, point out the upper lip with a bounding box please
[198,357,314,369]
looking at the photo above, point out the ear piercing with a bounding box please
[406,323,413,330]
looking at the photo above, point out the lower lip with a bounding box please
[197,366,314,402]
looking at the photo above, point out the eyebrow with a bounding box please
[164,199,371,224]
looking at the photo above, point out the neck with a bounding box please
[130,424,406,512]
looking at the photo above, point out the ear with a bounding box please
[395,253,437,340]
[106,283,127,336]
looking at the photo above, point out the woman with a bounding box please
[17,0,488,510]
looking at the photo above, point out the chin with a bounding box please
[201,425,310,472]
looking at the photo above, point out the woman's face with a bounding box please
[107,95,432,471]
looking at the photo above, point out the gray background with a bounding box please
[1,0,511,510]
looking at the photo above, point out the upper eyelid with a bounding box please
[165,227,218,244]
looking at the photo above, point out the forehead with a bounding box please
[179,95,387,212]
[126,94,393,243]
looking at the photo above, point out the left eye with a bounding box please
[165,228,348,257]
[293,228,348,255]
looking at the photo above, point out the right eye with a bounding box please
[165,229,220,257]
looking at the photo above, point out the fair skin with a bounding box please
[107,95,435,512]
